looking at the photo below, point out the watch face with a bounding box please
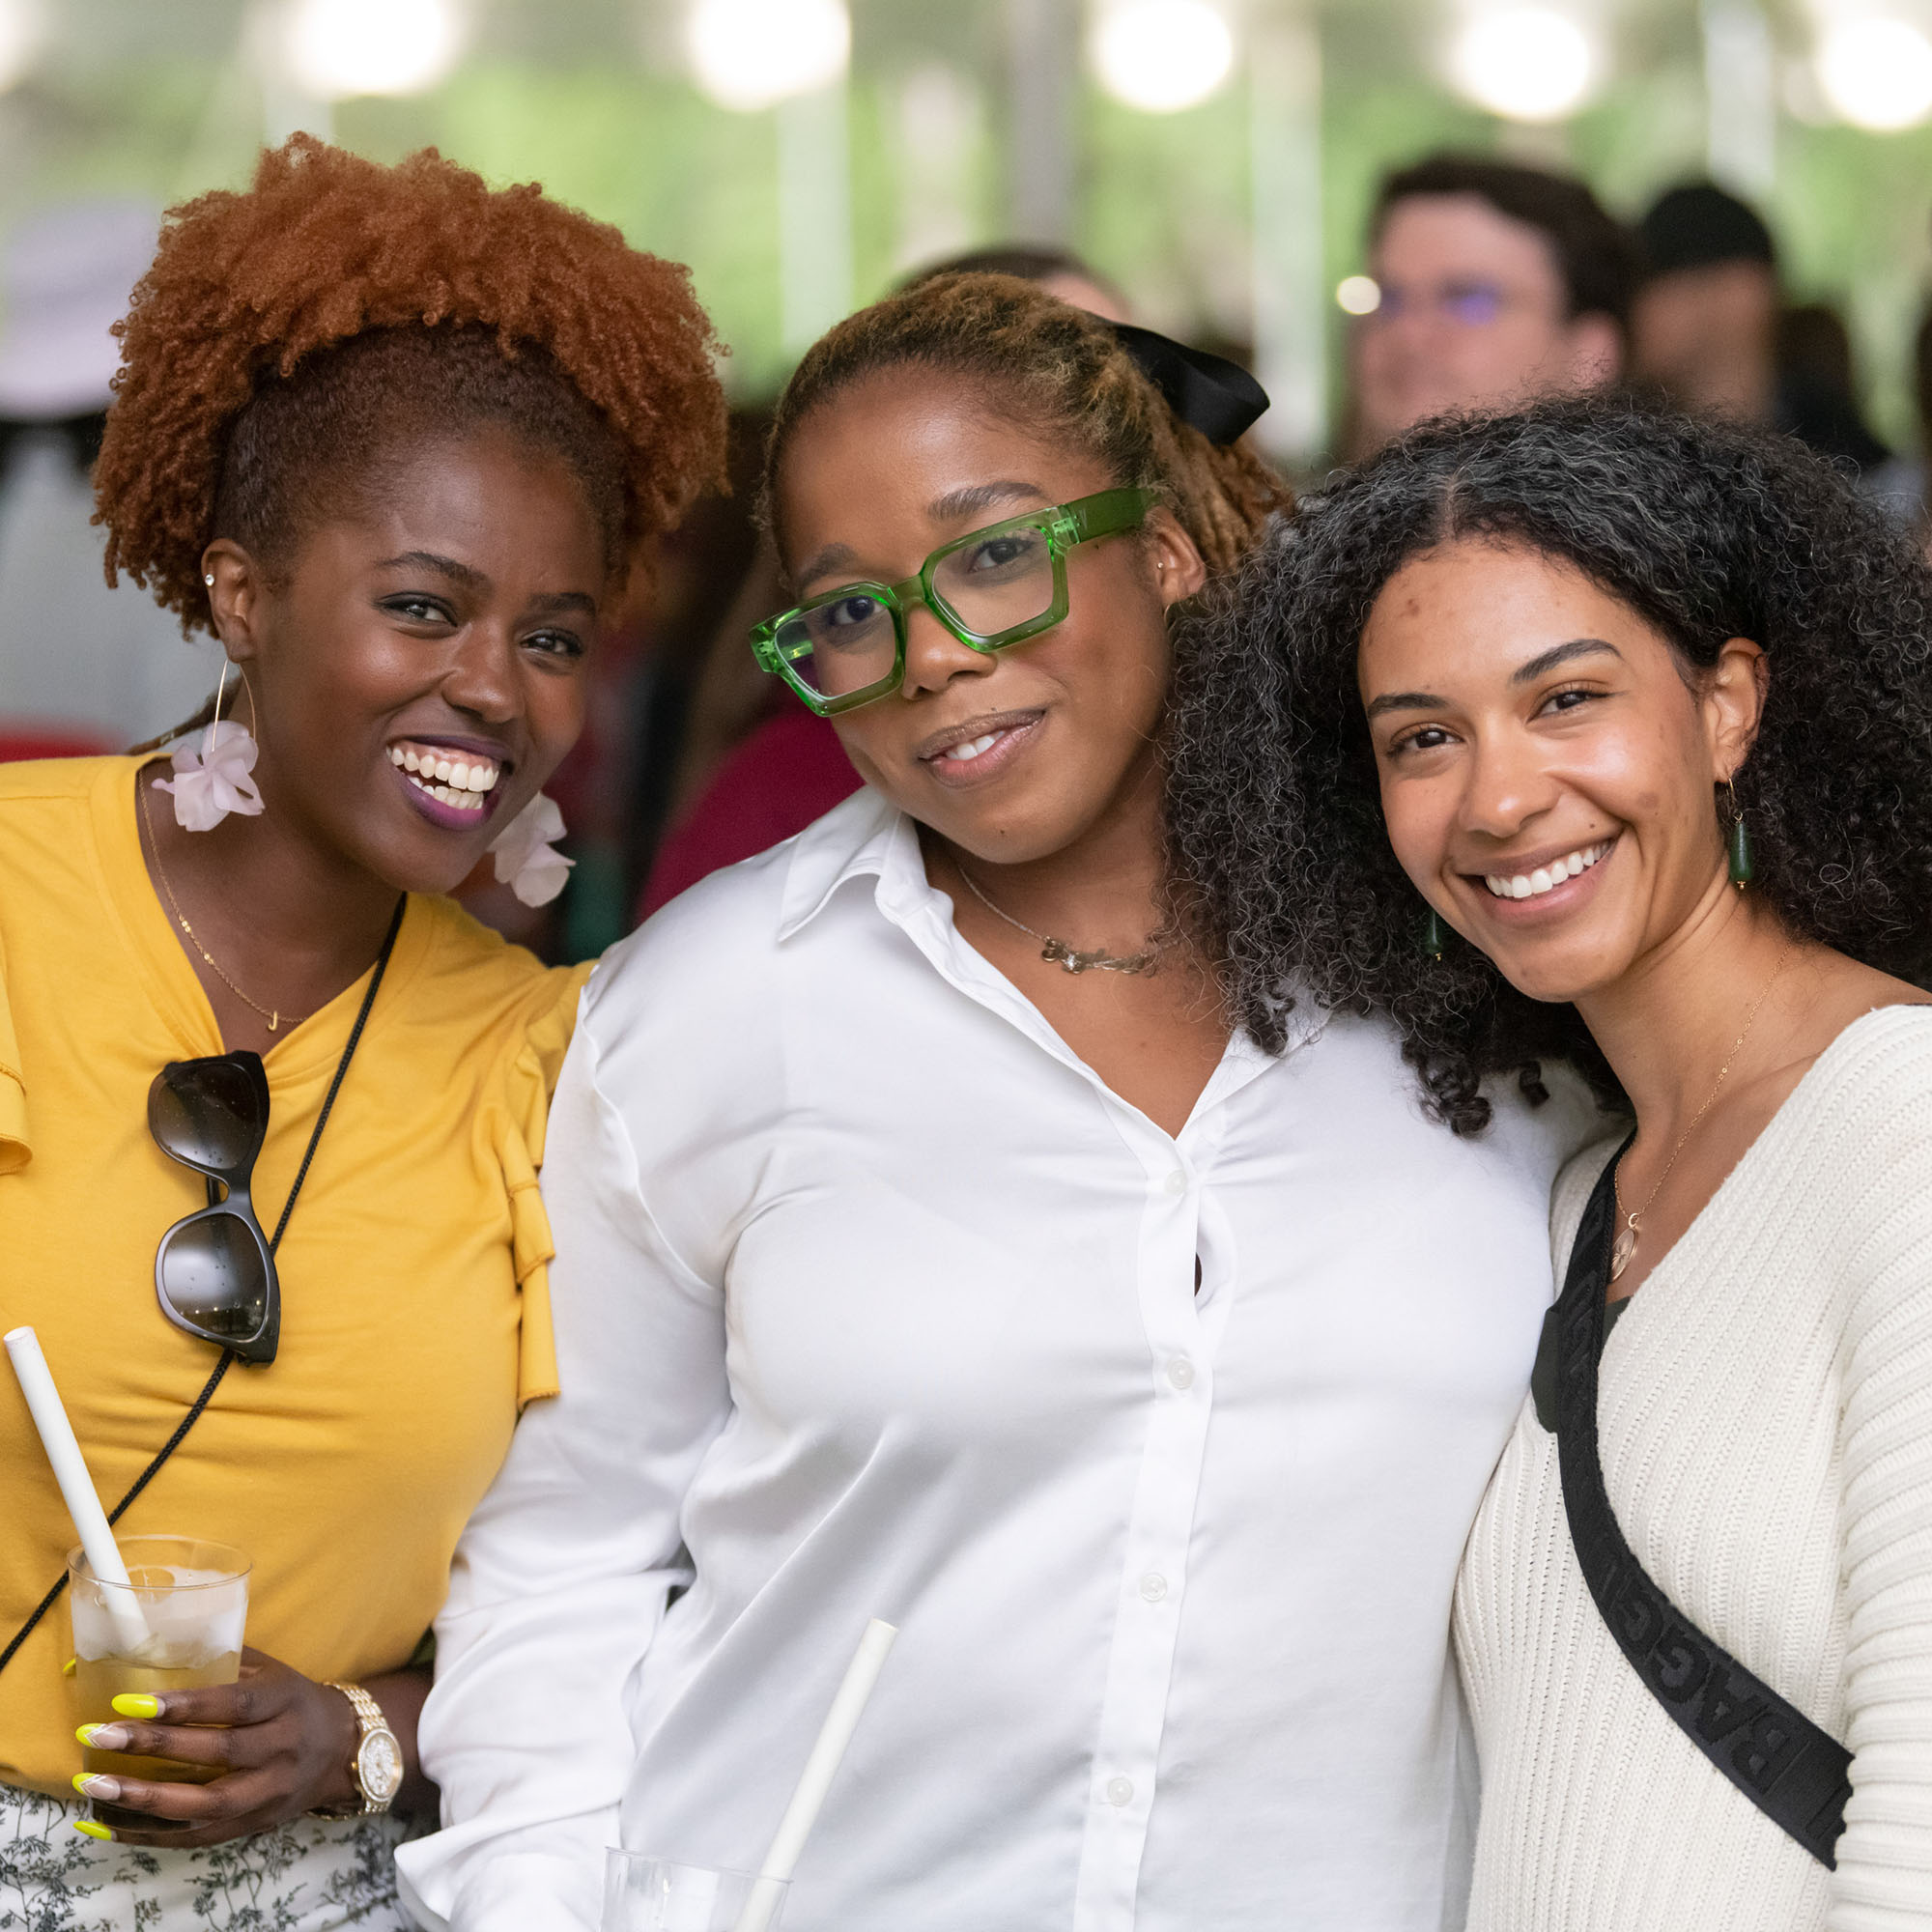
[357,1727,404,1803]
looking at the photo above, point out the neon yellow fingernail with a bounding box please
[111,1693,161,1719]
[75,1724,121,1748]
[72,1773,119,1800]
[72,1819,113,1840]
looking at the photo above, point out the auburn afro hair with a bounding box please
[97,135,727,629]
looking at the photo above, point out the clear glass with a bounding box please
[600,1853,787,1932]
[68,1534,250,1826]
[750,485,1158,717]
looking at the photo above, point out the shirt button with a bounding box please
[1167,1356,1195,1390]
[1140,1573,1168,1604]
[1163,1168,1187,1196]
[1106,1776,1135,1807]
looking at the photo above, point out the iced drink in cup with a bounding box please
[601,1853,787,1932]
[68,1534,249,1827]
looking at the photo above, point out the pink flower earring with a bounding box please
[489,793,574,906]
[153,600,265,832]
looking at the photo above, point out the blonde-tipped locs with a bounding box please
[763,272,1290,582]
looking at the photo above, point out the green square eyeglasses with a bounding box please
[749,485,1160,717]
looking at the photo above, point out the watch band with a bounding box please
[320,1680,403,1816]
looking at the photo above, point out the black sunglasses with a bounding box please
[148,1052,280,1365]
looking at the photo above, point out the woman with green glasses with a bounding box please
[401,274,1596,1932]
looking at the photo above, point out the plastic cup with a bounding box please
[68,1534,249,1828]
[601,1853,788,1932]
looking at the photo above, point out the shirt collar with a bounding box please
[775,786,916,942]
[772,782,1330,1064]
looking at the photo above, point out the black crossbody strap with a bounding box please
[0,897,405,1682]
[1553,1145,1852,1866]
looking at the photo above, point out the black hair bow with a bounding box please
[1107,321,1269,446]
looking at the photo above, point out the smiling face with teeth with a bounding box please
[202,427,605,896]
[1357,537,1767,1004]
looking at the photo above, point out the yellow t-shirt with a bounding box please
[0,756,589,1795]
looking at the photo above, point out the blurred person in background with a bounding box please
[636,245,1134,922]
[1632,185,1778,423]
[1349,154,1636,456]
[0,201,213,758]
[0,137,724,1931]
[1775,301,1915,511]
[1635,185,1901,494]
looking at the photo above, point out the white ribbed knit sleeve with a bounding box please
[1828,1010,1932,1930]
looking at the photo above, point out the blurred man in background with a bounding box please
[1634,182,1898,491]
[1350,154,1636,454]
[1632,183,1779,422]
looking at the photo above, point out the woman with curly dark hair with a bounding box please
[0,135,723,1930]
[401,274,1601,1932]
[1167,394,1932,1928]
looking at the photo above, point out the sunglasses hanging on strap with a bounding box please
[1550,1143,1853,1866]
[0,897,404,1682]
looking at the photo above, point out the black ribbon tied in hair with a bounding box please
[1106,320,1269,446]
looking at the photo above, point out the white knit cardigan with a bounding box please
[1455,1003,1932,1932]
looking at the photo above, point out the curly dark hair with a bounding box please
[763,272,1291,580]
[1165,394,1932,1134]
[98,134,726,634]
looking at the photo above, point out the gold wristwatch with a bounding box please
[317,1681,403,1816]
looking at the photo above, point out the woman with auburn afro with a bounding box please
[0,135,722,1929]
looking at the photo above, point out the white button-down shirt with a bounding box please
[398,789,1595,1932]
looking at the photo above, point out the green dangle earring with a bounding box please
[1420,906,1447,959]
[1725,778,1754,891]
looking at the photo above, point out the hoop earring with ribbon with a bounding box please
[153,656,265,833]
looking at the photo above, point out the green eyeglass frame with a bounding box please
[750,485,1161,717]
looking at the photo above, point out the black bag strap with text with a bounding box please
[1552,1146,1853,1867]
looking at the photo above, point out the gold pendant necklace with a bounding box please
[952,860,1169,977]
[137,773,312,1034]
[1610,946,1792,1282]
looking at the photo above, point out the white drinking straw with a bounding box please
[5,1326,149,1652]
[731,1617,898,1932]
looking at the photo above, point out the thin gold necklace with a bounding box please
[137,773,312,1035]
[1610,946,1793,1282]
[952,859,1169,977]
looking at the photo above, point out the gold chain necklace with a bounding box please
[1610,946,1793,1282]
[952,860,1169,977]
[137,774,312,1034]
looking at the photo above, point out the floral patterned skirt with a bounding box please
[0,1782,413,1932]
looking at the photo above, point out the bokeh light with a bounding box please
[284,0,463,99]
[1336,275,1381,315]
[687,0,851,112]
[1092,0,1236,115]
[1449,5,1594,122]
[1816,15,1932,132]
[0,0,41,93]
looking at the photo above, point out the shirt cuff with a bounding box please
[397,1841,607,1932]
